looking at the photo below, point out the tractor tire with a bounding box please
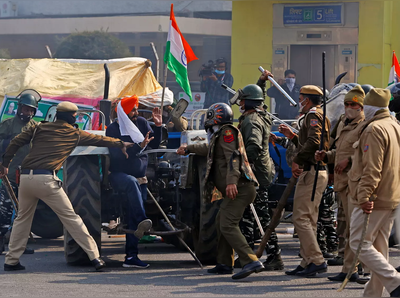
[63,155,102,265]
[192,200,220,265]
[191,157,219,265]
[31,201,63,239]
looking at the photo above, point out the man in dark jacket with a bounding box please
[0,91,39,255]
[264,69,300,119]
[106,95,162,269]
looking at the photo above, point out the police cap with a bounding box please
[56,101,78,112]
[300,85,323,96]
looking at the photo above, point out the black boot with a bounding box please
[0,235,4,255]
[263,253,284,271]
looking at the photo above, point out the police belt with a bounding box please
[303,164,326,172]
[21,169,56,175]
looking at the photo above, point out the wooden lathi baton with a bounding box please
[3,175,19,212]
[256,176,297,258]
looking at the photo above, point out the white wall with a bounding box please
[6,0,232,17]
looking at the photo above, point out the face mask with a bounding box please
[298,99,308,113]
[18,112,33,123]
[364,105,387,121]
[239,106,245,114]
[214,69,225,75]
[286,78,296,91]
[56,112,77,125]
[345,107,362,120]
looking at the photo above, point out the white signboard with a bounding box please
[178,92,206,119]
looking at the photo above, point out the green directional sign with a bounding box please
[303,9,313,21]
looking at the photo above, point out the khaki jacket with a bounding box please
[325,113,365,192]
[2,120,124,171]
[348,110,400,209]
[291,106,330,168]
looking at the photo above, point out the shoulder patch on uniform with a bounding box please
[223,129,234,143]
[308,107,317,113]
[310,119,318,127]
[363,144,369,152]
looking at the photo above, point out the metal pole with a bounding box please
[150,42,160,82]
[146,189,203,269]
[258,66,298,106]
[249,203,264,236]
[221,85,299,134]
[160,64,168,113]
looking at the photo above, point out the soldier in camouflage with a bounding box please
[0,91,39,255]
[232,77,284,271]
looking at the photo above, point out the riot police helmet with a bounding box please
[241,84,264,101]
[361,84,374,94]
[390,82,400,98]
[204,103,233,130]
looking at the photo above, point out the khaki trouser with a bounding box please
[216,182,259,267]
[5,173,99,265]
[340,190,358,274]
[350,207,400,297]
[293,167,328,267]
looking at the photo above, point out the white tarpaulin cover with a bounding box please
[0,57,173,107]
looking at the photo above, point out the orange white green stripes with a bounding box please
[388,51,400,87]
[164,4,198,100]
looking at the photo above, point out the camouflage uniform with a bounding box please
[316,185,338,255]
[237,108,280,258]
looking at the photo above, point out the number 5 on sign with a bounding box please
[315,9,324,20]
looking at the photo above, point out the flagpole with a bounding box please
[160,62,168,113]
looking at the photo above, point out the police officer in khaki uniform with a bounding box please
[0,101,133,272]
[315,85,366,283]
[279,85,330,277]
[177,103,264,280]
[347,89,400,297]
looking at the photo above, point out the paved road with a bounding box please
[1,227,400,297]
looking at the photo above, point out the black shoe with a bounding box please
[296,262,327,277]
[0,235,4,255]
[396,266,400,273]
[327,272,359,282]
[356,273,371,285]
[391,284,400,297]
[207,264,233,275]
[263,253,284,271]
[4,262,25,271]
[23,247,34,254]
[327,256,344,266]
[91,258,106,271]
[231,260,264,280]
[323,252,336,259]
[285,265,305,275]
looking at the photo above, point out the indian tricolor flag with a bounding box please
[388,51,400,87]
[164,4,198,100]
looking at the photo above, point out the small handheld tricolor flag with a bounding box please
[164,4,198,100]
[388,51,400,87]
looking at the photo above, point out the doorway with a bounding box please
[290,45,336,90]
